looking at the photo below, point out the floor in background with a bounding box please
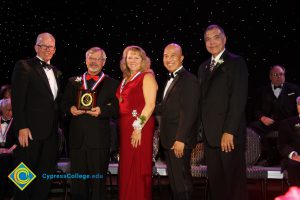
[48,175,289,200]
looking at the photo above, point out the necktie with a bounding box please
[274,85,282,89]
[209,59,216,72]
[86,74,99,81]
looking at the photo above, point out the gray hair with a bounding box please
[85,47,107,60]
[0,98,11,110]
[36,32,55,45]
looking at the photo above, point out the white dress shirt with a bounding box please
[37,56,58,100]
[163,66,183,99]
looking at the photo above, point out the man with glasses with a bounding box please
[61,47,119,199]
[250,65,300,166]
[11,32,61,200]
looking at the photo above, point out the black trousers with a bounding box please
[164,148,193,200]
[286,159,300,186]
[70,143,110,200]
[0,153,14,199]
[13,131,58,200]
[205,144,247,200]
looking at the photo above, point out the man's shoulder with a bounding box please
[15,57,37,68]
[182,69,197,80]
[281,116,299,126]
[284,82,300,90]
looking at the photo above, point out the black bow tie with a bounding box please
[1,119,11,124]
[168,72,176,80]
[40,61,52,70]
[274,85,282,89]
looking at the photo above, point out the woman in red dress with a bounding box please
[116,45,157,200]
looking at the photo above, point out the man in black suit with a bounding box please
[0,98,17,199]
[250,65,300,166]
[11,32,60,200]
[157,43,199,200]
[278,96,300,186]
[62,47,119,200]
[198,24,248,200]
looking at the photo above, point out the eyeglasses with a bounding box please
[87,57,106,62]
[271,73,285,78]
[37,44,56,51]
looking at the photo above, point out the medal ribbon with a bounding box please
[0,117,13,142]
[82,72,105,91]
[119,71,142,96]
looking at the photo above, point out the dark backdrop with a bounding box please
[1,0,299,121]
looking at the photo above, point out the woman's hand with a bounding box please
[131,129,142,148]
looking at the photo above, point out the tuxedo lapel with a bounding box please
[32,58,55,100]
[162,68,185,104]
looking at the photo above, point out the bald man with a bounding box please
[157,43,199,200]
[11,32,61,200]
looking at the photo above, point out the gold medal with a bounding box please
[119,96,123,103]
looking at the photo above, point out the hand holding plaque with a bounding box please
[77,90,97,110]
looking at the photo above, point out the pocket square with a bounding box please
[106,103,112,106]
[288,92,295,96]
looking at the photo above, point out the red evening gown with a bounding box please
[116,72,155,200]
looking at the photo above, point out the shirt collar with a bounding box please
[211,49,225,63]
[172,66,183,76]
[36,56,50,65]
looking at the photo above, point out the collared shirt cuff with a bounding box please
[289,151,298,159]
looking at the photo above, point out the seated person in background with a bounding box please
[0,84,12,99]
[250,65,300,166]
[278,97,300,187]
[0,98,17,200]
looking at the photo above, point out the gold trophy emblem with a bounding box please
[77,90,96,110]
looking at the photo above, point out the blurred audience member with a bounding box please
[250,65,300,166]
[0,84,11,99]
[278,97,300,186]
[0,98,17,200]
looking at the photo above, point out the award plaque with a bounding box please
[77,90,96,110]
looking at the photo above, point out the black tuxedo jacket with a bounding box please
[11,57,61,140]
[278,116,300,159]
[254,82,300,121]
[61,75,119,149]
[157,68,199,149]
[198,50,248,147]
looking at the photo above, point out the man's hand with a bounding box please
[131,129,142,148]
[221,132,234,152]
[19,128,33,147]
[292,154,300,162]
[70,106,85,116]
[86,106,101,117]
[260,116,274,126]
[171,141,185,158]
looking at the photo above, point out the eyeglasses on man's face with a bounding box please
[87,56,106,62]
[37,44,56,51]
[271,73,285,78]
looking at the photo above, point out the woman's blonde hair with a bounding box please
[120,45,151,79]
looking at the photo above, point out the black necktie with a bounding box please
[274,85,282,89]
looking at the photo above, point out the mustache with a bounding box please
[90,62,99,67]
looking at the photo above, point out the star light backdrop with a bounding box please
[1,1,299,98]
